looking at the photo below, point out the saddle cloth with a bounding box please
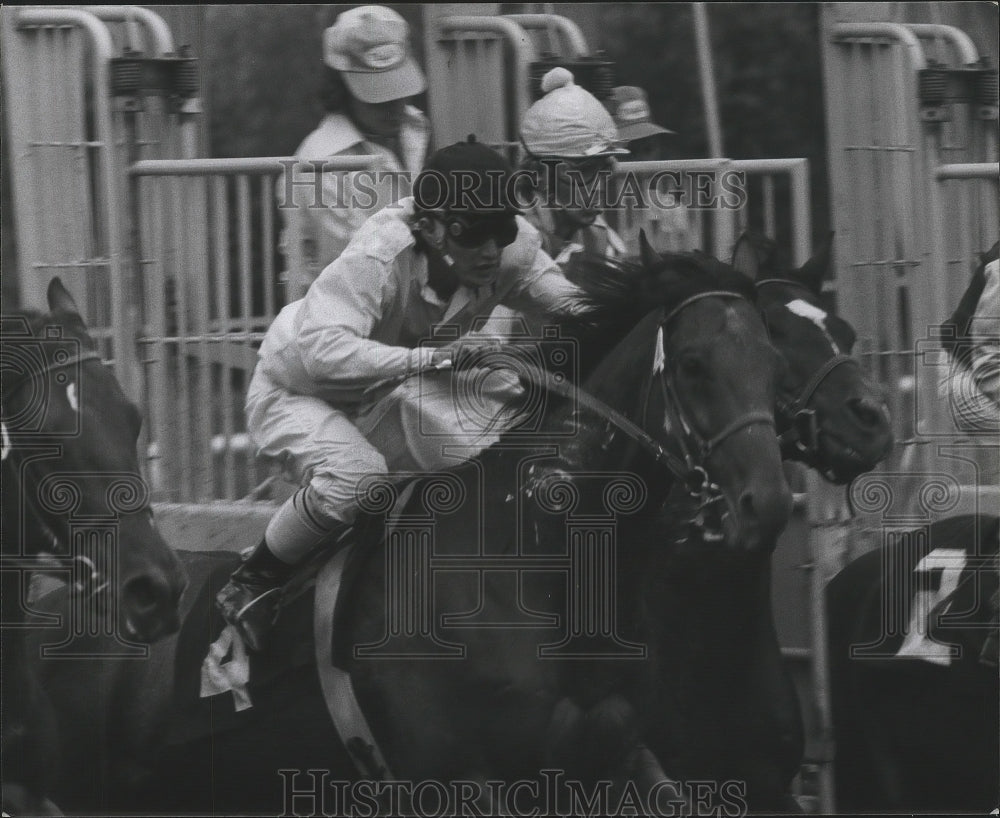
[173,492,407,771]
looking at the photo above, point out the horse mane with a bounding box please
[550,250,758,355]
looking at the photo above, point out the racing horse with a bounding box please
[826,242,999,813]
[28,243,797,815]
[1,279,187,815]
[826,514,999,813]
[557,232,893,810]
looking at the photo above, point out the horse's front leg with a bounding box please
[545,693,690,812]
[738,560,806,811]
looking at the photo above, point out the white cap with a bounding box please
[520,68,628,158]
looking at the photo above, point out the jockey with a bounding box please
[281,6,431,301]
[217,137,587,651]
[518,67,630,268]
[943,241,1000,436]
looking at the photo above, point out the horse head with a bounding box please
[1,279,186,642]
[565,233,793,552]
[732,231,894,483]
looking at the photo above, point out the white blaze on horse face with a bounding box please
[66,382,79,413]
[652,326,673,435]
[1,421,10,461]
[652,325,666,375]
[785,299,841,355]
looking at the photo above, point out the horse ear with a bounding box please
[47,277,82,317]
[794,232,834,295]
[47,278,93,340]
[731,232,761,281]
[637,229,660,271]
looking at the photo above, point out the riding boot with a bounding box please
[215,539,295,653]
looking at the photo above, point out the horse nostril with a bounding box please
[123,574,168,617]
[846,397,884,430]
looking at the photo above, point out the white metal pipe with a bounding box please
[832,23,927,71]
[438,16,537,123]
[614,158,732,173]
[904,23,980,66]
[17,7,137,401]
[692,3,724,158]
[130,156,379,175]
[503,14,588,58]
[81,6,175,55]
[935,162,1000,180]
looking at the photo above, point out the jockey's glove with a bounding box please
[430,335,510,372]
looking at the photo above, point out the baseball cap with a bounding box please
[520,67,629,159]
[324,6,426,104]
[609,86,675,143]
[413,136,523,215]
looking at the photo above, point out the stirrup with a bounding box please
[216,578,283,653]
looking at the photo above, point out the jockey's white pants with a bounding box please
[246,366,525,529]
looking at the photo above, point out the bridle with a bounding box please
[522,290,776,542]
[649,291,776,540]
[755,279,859,466]
[2,350,113,599]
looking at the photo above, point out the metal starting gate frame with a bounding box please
[3,5,997,816]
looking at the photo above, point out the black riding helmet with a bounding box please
[413,136,522,247]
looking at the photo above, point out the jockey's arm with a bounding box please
[295,248,436,387]
[502,242,588,322]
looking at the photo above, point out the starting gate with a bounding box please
[2,5,997,816]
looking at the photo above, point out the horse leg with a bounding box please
[732,560,805,811]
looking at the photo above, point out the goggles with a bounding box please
[443,213,519,248]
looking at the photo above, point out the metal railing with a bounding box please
[130,155,378,503]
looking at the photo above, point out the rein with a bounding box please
[755,279,858,462]
[1,350,112,598]
[525,290,776,542]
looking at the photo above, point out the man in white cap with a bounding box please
[518,67,630,267]
[608,85,693,253]
[281,6,430,299]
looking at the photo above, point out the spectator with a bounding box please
[281,5,430,300]
[608,85,694,253]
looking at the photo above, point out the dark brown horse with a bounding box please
[29,246,798,815]
[560,233,894,810]
[1,280,187,815]
[827,241,999,813]
[827,513,999,813]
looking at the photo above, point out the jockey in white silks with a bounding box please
[217,138,588,651]
[518,67,630,266]
[943,252,1000,436]
[482,68,627,337]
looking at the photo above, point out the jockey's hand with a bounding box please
[430,336,509,372]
